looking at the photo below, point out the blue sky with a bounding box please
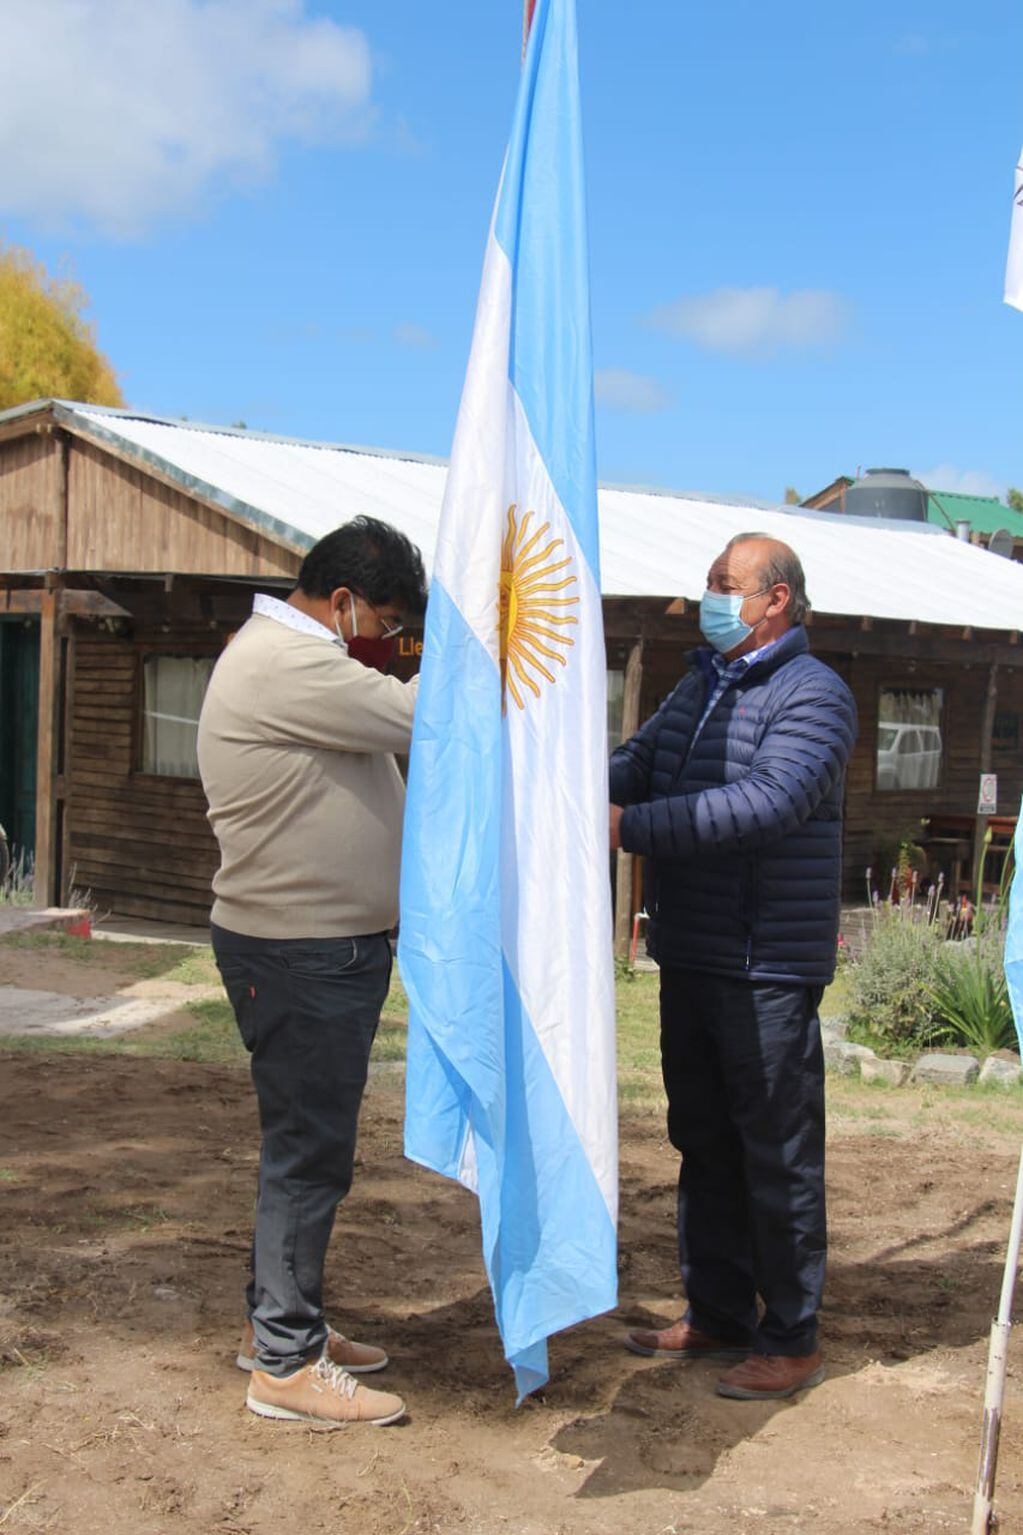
[1,0,1019,504]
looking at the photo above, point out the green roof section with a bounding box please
[926,489,1023,537]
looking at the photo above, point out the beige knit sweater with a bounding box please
[197,612,417,939]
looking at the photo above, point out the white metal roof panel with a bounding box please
[65,404,1023,632]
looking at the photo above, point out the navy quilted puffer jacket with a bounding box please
[610,627,857,985]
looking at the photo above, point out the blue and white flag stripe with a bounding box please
[400,0,617,1401]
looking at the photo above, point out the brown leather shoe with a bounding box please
[236,1320,388,1375]
[624,1318,749,1360]
[715,1350,825,1400]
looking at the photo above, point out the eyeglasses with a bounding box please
[354,592,404,638]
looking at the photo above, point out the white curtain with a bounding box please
[143,656,214,778]
[606,668,625,752]
[877,687,943,792]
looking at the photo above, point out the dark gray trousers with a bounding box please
[212,923,392,1377]
[660,967,826,1357]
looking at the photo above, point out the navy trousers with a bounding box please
[659,966,826,1357]
[212,924,392,1377]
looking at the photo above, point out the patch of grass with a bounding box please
[820,968,852,1021]
[0,1033,126,1058]
[844,1017,919,1059]
[80,1202,173,1233]
[0,931,220,985]
[615,970,662,1110]
[127,944,220,986]
[3,938,1021,1152]
[0,1166,21,1183]
[0,931,98,961]
[0,970,415,1067]
[0,847,35,907]
[129,997,248,1064]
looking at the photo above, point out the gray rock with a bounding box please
[860,1057,911,1087]
[823,1040,876,1077]
[911,1052,980,1087]
[820,1014,849,1043]
[978,1055,1022,1088]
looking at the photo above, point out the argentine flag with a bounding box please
[398,0,618,1400]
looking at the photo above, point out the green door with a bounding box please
[0,618,40,865]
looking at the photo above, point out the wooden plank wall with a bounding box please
[65,587,254,925]
[67,439,302,580]
[62,581,1023,924]
[634,644,1023,901]
[841,657,1023,886]
[0,433,63,571]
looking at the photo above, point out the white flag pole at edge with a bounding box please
[973,784,1023,1530]
[1005,150,1023,311]
[971,1146,1023,1533]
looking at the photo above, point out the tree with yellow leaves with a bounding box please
[0,243,122,411]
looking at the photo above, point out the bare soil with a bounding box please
[1,1046,1023,1535]
[0,941,145,1000]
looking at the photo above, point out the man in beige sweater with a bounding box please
[198,515,426,1428]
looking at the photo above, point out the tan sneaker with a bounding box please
[247,1356,405,1426]
[236,1319,388,1374]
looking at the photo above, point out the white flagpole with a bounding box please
[971,1143,1023,1534]
[1005,150,1023,311]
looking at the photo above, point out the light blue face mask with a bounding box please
[699,588,767,654]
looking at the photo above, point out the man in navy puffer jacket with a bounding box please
[611,532,857,1401]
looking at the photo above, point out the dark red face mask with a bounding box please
[347,635,398,672]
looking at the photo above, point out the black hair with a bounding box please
[296,516,428,617]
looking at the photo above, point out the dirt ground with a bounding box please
[1,951,1023,1534]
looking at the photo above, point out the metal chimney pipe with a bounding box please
[955,520,972,541]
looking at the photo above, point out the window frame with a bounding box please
[133,646,218,785]
[874,682,946,795]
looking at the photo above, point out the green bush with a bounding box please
[846,910,944,1053]
[927,934,1017,1056]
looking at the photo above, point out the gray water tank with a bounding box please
[841,467,929,523]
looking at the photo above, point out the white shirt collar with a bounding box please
[253,592,342,647]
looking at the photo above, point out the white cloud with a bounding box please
[393,323,438,350]
[0,0,373,237]
[647,285,850,357]
[913,464,1007,500]
[594,368,672,414]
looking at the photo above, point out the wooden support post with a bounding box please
[33,590,61,907]
[972,662,1000,894]
[58,626,76,905]
[613,638,644,958]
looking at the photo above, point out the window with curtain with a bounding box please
[876,686,943,791]
[141,655,216,778]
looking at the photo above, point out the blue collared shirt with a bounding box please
[690,637,781,751]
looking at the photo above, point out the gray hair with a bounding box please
[727,532,810,624]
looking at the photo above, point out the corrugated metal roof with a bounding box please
[20,401,1023,632]
[927,489,1023,538]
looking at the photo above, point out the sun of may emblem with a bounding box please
[498,504,579,712]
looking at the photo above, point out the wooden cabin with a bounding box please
[3,399,1023,947]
